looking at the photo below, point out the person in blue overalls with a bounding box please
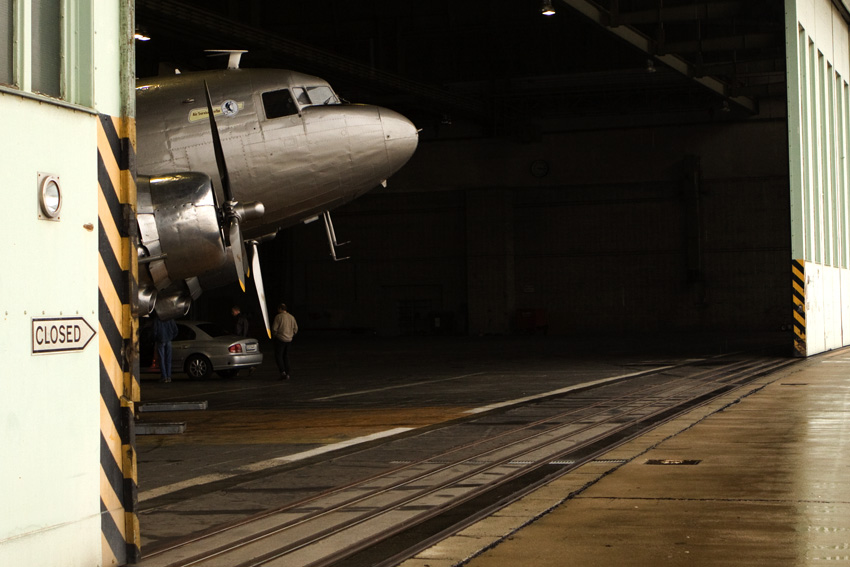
[153,314,179,383]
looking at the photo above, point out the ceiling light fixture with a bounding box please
[541,0,556,16]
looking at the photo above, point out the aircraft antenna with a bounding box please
[204,49,248,70]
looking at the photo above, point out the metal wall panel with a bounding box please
[786,0,850,355]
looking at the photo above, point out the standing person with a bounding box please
[231,305,256,375]
[232,305,249,337]
[153,314,179,383]
[272,303,298,380]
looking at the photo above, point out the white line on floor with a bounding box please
[138,427,412,502]
[311,372,487,401]
[463,366,674,414]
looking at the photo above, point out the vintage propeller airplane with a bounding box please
[133,52,419,335]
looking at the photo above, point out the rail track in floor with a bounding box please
[137,353,795,567]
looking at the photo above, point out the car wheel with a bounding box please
[217,369,238,379]
[185,354,213,379]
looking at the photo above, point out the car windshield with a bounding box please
[196,322,230,338]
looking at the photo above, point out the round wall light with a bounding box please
[38,174,62,220]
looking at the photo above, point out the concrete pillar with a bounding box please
[466,189,515,335]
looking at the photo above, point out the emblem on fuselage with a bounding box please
[221,100,239,117]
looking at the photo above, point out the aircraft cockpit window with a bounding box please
[262,89,299,119]
[294,85,340,107]
[293,87,311,106]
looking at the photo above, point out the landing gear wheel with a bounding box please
[185,354,213,379]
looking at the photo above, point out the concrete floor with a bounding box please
[139,333,850,565]
[399,347,850,567]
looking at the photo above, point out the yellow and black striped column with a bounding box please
[792,259,806,357]
[98,113,140,565]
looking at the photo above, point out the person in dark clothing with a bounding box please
[232,305,255,375]
[232,306,249,337]
[152,315,178,383]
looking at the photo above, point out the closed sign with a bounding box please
[32,317,96,354]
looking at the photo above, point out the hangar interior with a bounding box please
[135,0,794,340]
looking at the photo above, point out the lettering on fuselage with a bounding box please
[188,100,245,123]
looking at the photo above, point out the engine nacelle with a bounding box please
[154,290,193,320]
[137,285,157,316]
[136,173,228,315]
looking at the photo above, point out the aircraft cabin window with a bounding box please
[262,89,299,119]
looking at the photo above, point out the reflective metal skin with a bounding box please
[134,68,419,324]
[136,69,419,238]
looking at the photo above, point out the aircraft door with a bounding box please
[255,88,310,213]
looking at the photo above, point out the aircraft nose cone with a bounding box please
[379,107,419,174]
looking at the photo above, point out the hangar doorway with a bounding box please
[137,0,850,357]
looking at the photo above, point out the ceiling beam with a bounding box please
[694,57,785,78]
[662,33,780,54]
[559,0,757,113]
[612,2,741,25]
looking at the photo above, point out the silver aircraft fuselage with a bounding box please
[136,68,419,239]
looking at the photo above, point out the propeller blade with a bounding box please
[228,218,246,292]
[250,241,272,339]
[240,238,249,278]
[203,80,234,203]
[204,80,253,294]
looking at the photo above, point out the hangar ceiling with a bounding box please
[135,0,788,138]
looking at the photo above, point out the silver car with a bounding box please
[144,320,263,379]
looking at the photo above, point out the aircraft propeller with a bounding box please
[203,81,272,338]
[249,240,271,335]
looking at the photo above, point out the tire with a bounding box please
[185,354,213,379]
[217,369,238,379]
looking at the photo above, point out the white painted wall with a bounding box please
[0,0,125,564]
[823,265,843,350]
[0,95,101,566]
